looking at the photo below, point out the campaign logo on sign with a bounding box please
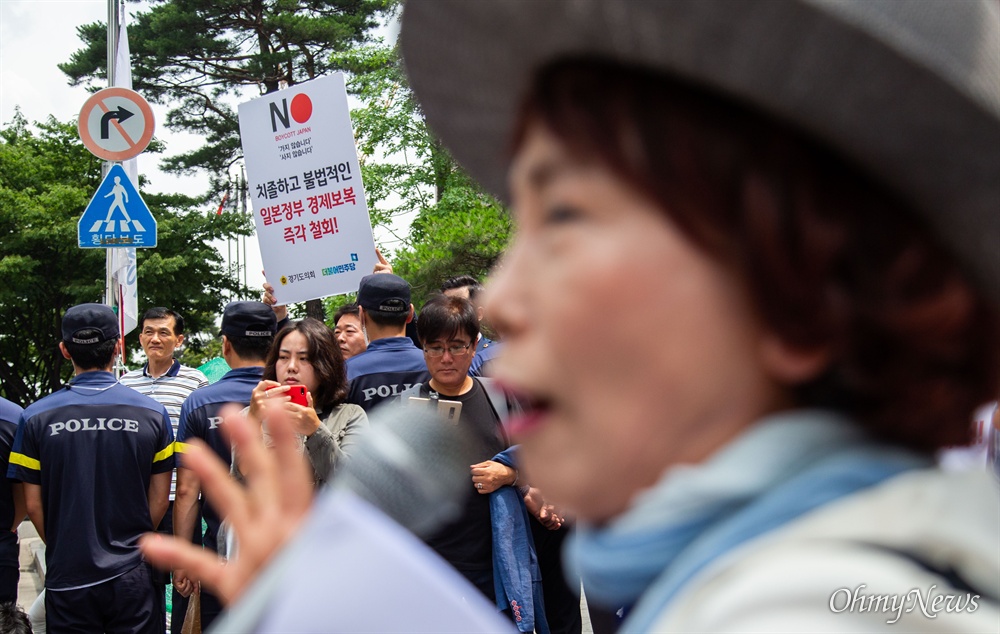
[78,164,157,248]
[270,93,313,132]
[78,87,155,162]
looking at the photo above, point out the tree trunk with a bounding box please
[305,298,325,321]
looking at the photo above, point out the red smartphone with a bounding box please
[287,385,309,407]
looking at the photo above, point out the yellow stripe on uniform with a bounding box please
[9,452,40,471]
[153,443,176,463]
[173,441,190,454]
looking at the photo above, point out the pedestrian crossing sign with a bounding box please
[78,164,157,248]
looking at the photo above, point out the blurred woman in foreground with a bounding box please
[399,1,1000,631]
[143,1,999,630]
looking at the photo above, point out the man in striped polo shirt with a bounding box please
[120,307,208,630]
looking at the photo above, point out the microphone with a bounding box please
[209,402,512,633]
[333,400,472,537]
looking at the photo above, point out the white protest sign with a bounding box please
[238,74,376,304]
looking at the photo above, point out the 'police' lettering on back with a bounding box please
[49,417,141,435]
[362,383,415,402]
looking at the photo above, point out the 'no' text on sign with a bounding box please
[78,87,155,162]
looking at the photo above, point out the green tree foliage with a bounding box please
[392,174,511,306]
[60,0,390,196]
[0,111,250,406]
[334,44,511,308]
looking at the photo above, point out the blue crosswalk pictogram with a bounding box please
[87,176,148,233]
[79,164,157,248]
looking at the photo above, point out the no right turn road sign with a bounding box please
[78,87,155,162]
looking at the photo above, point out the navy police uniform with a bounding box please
[345,337,430,412]
[7,371,174,633]
[176,365,263,626]
[0,396,23,603]
[470,337,503,378]
[347,274,430,412]
[176,366,263,551]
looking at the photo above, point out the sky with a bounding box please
[1,1,213,198]
[1,0,408,303]
[0,0,267,293]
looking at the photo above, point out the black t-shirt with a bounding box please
[419,379,508,573]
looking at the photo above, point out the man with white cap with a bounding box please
[8,303,174,633]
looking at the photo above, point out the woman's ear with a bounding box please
[759,334,831,385]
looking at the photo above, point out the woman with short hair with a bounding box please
[398,1,1000,631]
[142,4,1000,630]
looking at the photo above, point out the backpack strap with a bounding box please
[478,377,513,423]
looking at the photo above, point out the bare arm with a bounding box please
[23,483,44,542]
[171,466,201,597]
[523,486,564,531]
[173,468,200,543]
[148,471,171,528]
[10,483,26,533]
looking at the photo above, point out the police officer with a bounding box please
[439,275,503,377]
[345,274,430,412]
[0,396,24,605]
[173,301,276,630]
[7,303,174,633]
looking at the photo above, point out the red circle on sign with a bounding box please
[290,93,312,124]
[77,87,155,162]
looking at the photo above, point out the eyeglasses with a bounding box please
[424,342,473,358]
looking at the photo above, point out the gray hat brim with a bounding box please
[401,0,1000,299]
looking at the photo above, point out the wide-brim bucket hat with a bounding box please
[400,0,1000,300]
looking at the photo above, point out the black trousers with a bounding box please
[530,518,582,634]
[46,563,161,634]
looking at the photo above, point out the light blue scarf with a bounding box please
[566,410,932,631]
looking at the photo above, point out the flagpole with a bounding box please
[105,0,119,307]
[107,0,124,375]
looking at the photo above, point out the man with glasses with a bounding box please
[345,274,430,412]
[400,294,520,610]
